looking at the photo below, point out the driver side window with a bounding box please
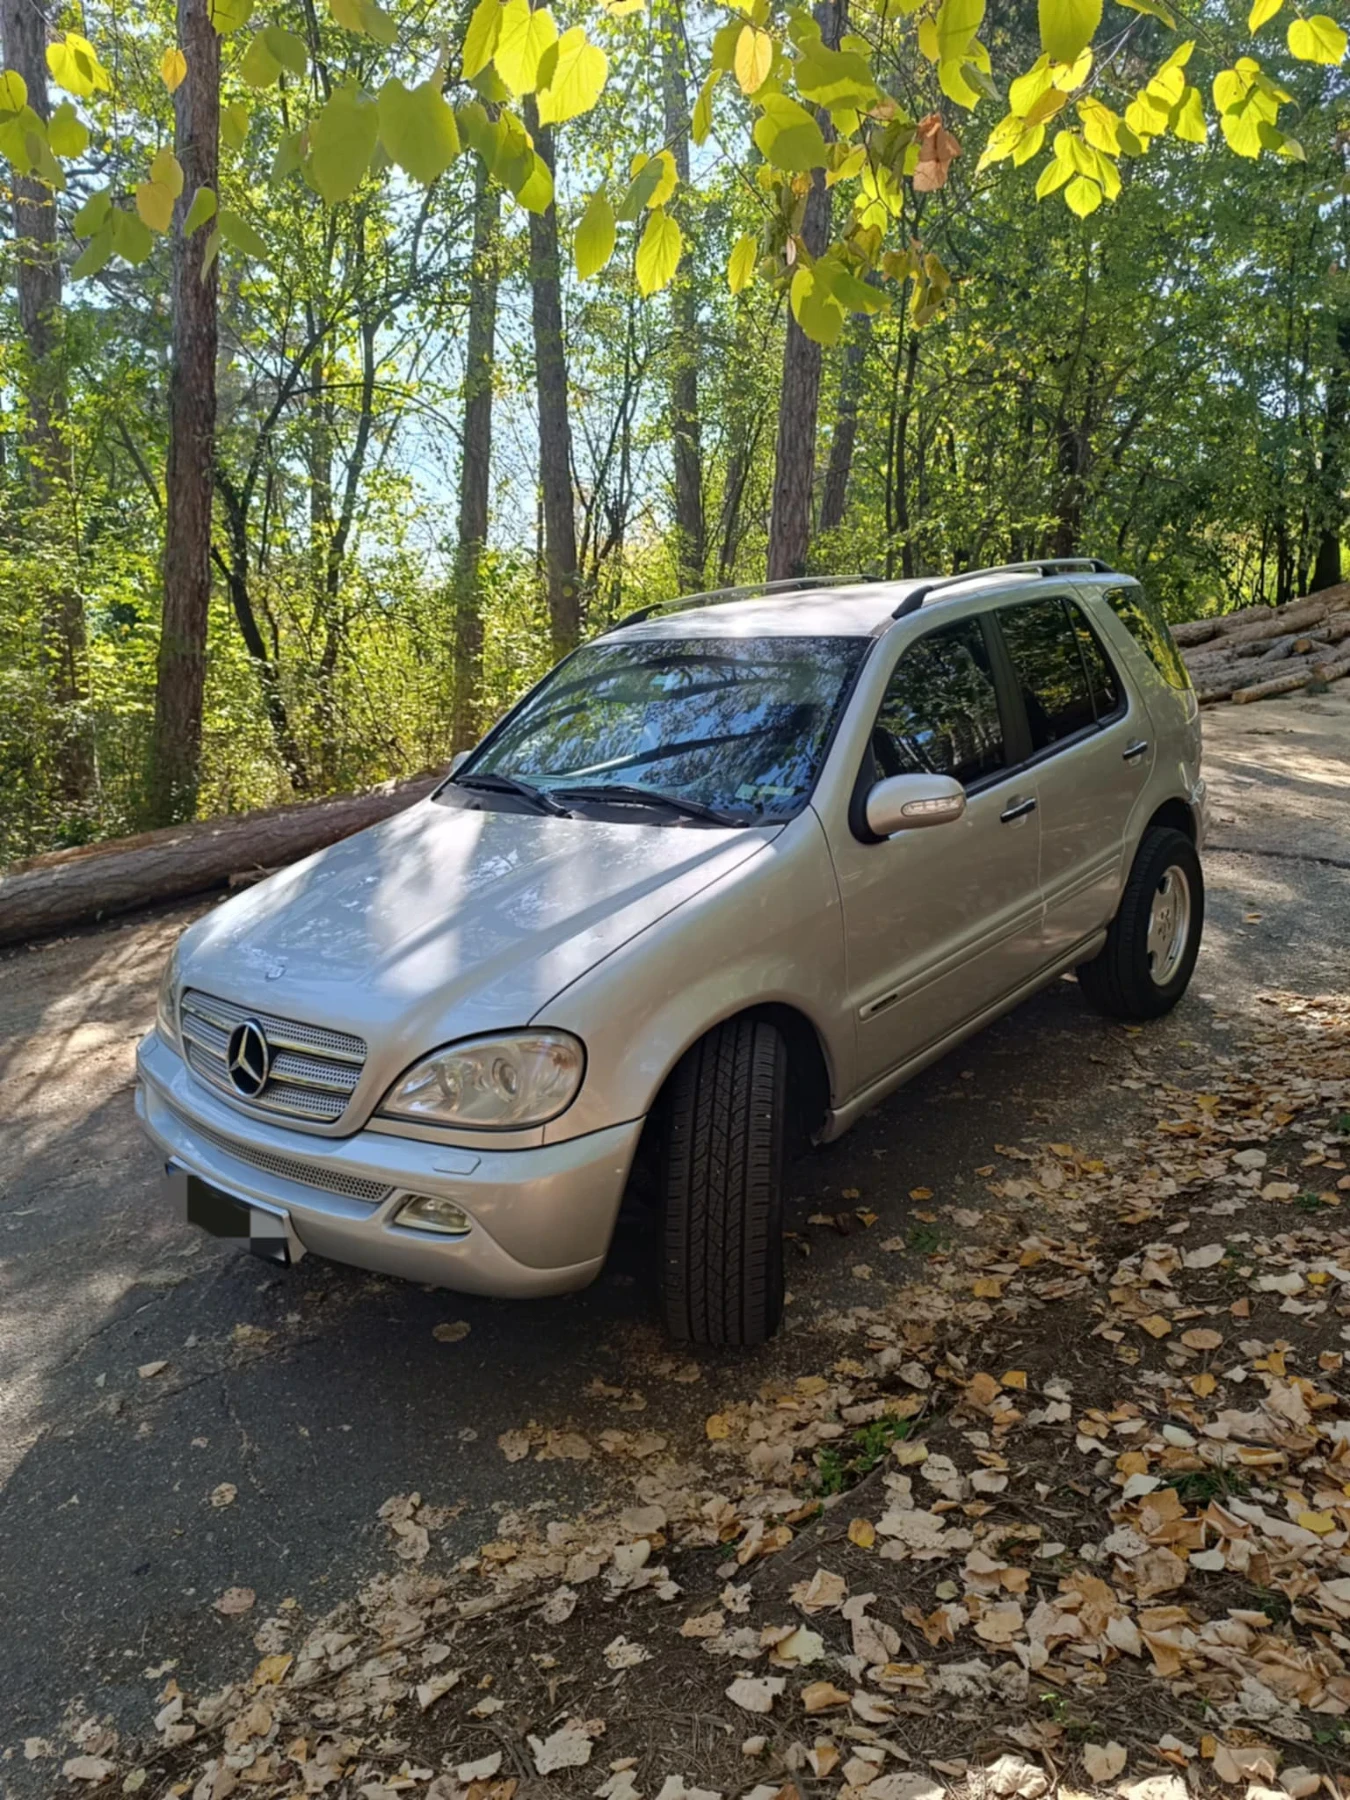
[871,619,1006,790]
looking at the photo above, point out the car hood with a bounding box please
[177,794,776,1051]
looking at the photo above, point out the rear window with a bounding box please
[1105,584,1191,689]
[998,596,1099,749]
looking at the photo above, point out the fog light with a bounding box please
[395,1194,472,1237]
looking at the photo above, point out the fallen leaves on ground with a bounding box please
[44,990,1350,1800]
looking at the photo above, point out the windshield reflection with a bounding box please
[461,635,869,823]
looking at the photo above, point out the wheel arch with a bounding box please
[1145,796,1198,844]
[642,1000,833,1152]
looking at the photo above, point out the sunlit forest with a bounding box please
[1,0,1346,864]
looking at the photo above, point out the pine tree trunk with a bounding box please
[818,310,874,537]
[524,100,581,658]
[1,0,96,806]
[147,0,220,825]
[1311,315,1349,593]
[452,161,500,749]
[661,10,704,591]
[766,0,843,582]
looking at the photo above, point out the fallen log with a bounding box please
[0,773,442,948]
[1231,668,1322,704]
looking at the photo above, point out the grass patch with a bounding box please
[815,1417,913,1495]
[1161,1467,1253,1507]
[1297,1191,1333,1212]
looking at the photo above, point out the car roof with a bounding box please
[607,572,1067,641]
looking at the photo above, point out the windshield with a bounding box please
[460,635,869,823]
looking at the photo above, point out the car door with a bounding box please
[829,613,1046,1090]
[990,589,1152,963]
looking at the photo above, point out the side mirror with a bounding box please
[866,772,966,838]
[449,749,471,774]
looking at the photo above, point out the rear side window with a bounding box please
[872,619,1005,789]
[1071,607,1125,720]
[1105,584,1192,689]
[998,596,1098,749]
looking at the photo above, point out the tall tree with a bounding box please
[818,312,874,539]
[660,4,704,592]
[1,0,95,802]
[452,159,500,749]
[765,0,842,582]
[524,99,581,657]
[146,0,220,825]
[1311,313,1349,592]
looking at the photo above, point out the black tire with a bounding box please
[659,1018,787,1347]
[1077,826,1204,1020]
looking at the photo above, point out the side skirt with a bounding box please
[817,930,1108,1144]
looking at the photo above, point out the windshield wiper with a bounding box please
[550,783,745,827]
[454,771,573,818]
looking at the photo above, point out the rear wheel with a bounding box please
[659,1018,787,1347]
[1077,826,1204,1020]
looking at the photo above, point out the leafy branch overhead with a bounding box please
[1,0,1347,342]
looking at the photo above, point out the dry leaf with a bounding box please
[213,1586,255,1616]
[1082,1743,1127,1782]
[210,1483,237,1508]
[432,1320,470,1342]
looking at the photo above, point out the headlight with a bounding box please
[377,1031,585,1129]
[156,949,181,1049]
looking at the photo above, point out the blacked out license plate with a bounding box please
[166,1164,297,1266]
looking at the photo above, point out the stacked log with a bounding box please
[1176,581,1350,705]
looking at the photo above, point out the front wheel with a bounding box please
[659,1018,787,1347]
[1077,826,1204,1020]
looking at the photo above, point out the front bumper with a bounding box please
[136,1031,643,1297]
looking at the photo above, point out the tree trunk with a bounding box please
[766,0,843,581]
[1311,315,1350,593]
[524,99,581,657]
[661,8,704,591]
[818,309,874,537]
[1,0,96,805]
[452,161,500,750]
[147,0,220,826]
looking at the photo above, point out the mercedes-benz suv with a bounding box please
[137,560,1207,1345]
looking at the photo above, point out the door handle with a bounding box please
[1000,797,1037,824]
[1122,739,1149,762]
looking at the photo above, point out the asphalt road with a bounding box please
[2,692,1347,1783]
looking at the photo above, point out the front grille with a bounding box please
[191,1118,391,1206]
[180,989,366,1124]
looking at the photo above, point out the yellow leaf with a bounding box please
[705,1412,732,1440]
[733,24,773,95]
[1248,0,1281,27]
[160,47,187,92]
[909,1186,933,1200]
[1001,1370,1028,1389]
[252,1653,292,1687]
[46,32,111,98]
[494,0,558,96]
[972,1277,1003,1298]
[848,1518,876,1549]
[635,204,681,296]
[1297,1510,1337,1535]
[1191,1371,1217,1397]
[536,24,607,123]
[1288,14,1347,63]
[728,231,757,292]
[135,147,184,233]
[1138,1314,1173,1338]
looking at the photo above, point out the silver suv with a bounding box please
[138,560,1207,1345]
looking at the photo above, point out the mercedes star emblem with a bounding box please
[226,1019,272,1099]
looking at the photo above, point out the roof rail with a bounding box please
[610,573,878,632]
[891,557,1114,620]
